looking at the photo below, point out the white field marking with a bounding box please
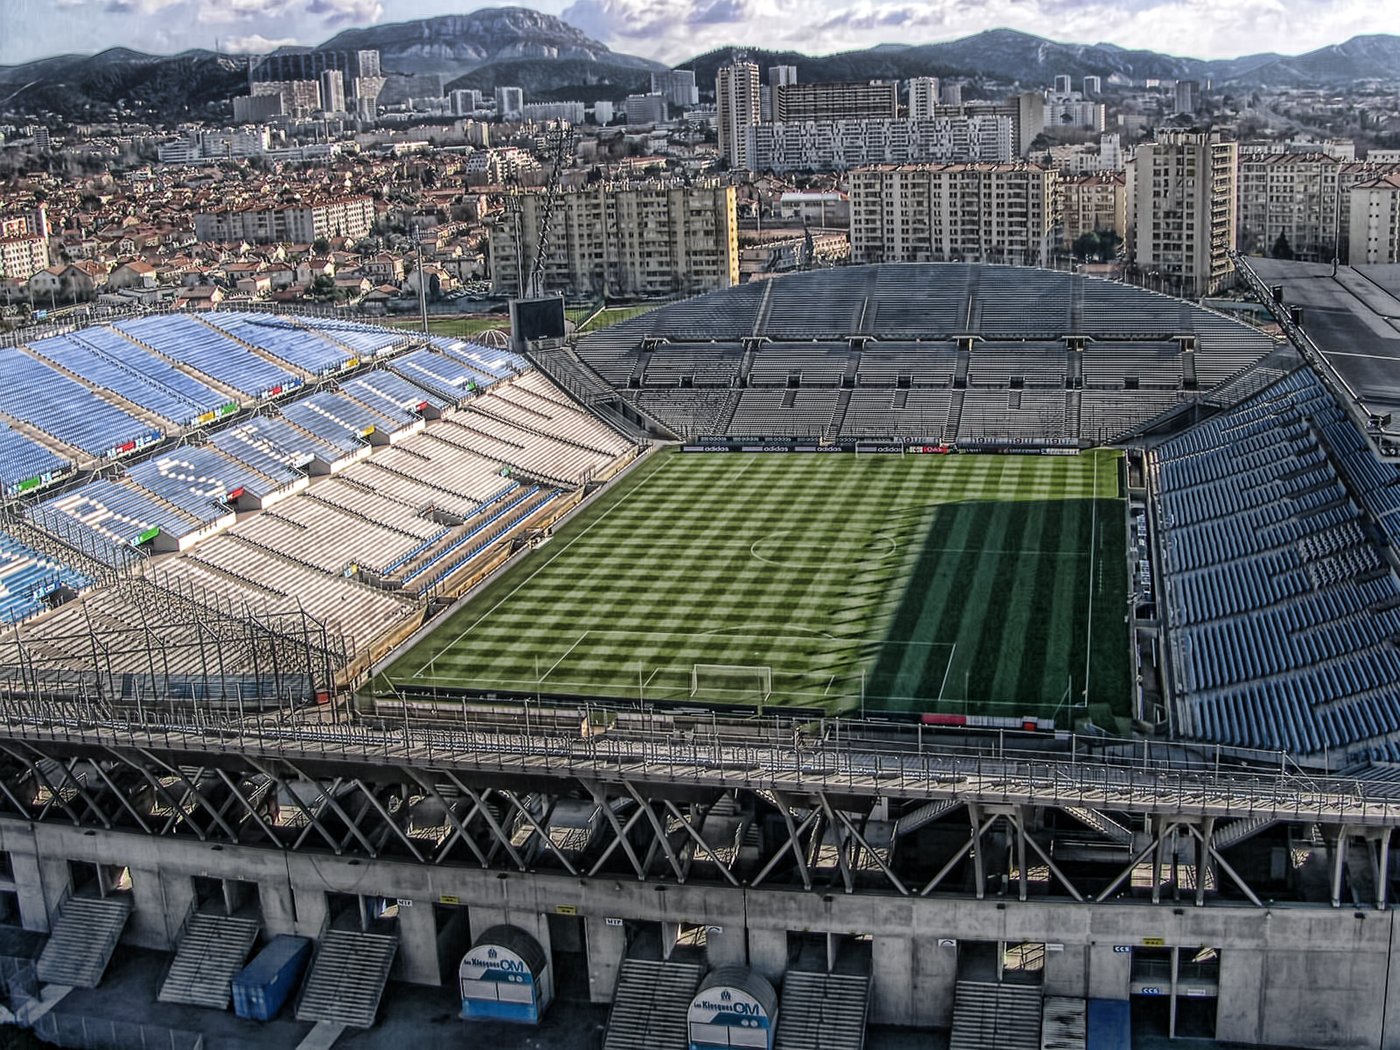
[936,642,957,703]
[412,455,675,675]
[1082,458,1100,704]
[750,533,898,567]
[541,629,589,682]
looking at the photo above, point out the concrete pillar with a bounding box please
[748,927,786,986]
[9,850,49,933]
[870,935,914,1025]
[38,856,68,918]
[705,923,746,969]
[291,884,327,939]
[257,873,297,937]
[1214,946,1263,1044]
[1044,944,1088,998]
[395,898,441,985]
[1382,912,1400,1050]
[585,915,626,1003]
[1087,941,1131,1000]
[124,868,177,949]
[911,934,958,1028]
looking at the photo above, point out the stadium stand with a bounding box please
[623,390,739,437]
[340,370,453,420]
[0,422,71,496]
[0,527,91,625]
[389,347,504,405]
[1150,368,1400,760]
[202,314,356,377]
[844,388,952,439]
[728,389,843,438]
[115,315,301,400]
[281,392,411,453]
[28,332,232,430]
[209,417,335,481]
[33,479,203,552]
[570,264,1279,446]
[126,446,274,520]
[0,348,161,458]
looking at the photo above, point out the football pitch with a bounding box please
[380,448,1131,721]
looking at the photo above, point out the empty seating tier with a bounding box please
[116,314,301,400]
[1150,368,1400,760]
[574,264,1279,445]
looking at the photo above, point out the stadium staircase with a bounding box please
[945,389,965,443]
[1040,995,1087,1050]
[948,979,1044,1050]
[1064,807,1134,846]
[773,969,871,1050]
[830,388,853,438]
[893,798,962,838]
[602,953,706,1050]
[1213,816,1275,850]
[156,910,260,1008]
[294,926,398,1028]
[35,894,131,988]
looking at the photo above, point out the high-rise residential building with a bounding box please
[451,89,483,116]
[1349,173,1400,265]
[1083,76,1102,96]
[487,182,739,298]
[1131,130,1237,297]
[494,86,525,121]
[769,66,798,89]
[33,128,50,151]
[0,234,49,282]
[320,70,346,114]
[251,80,321,115]
[772,81,898,122]
[746,116,1013,173]
[848,162,1060,266]
[908,77,939,120]
[939,82,963,106]
[521,101,587,124]
[233,94,285,123]
[1175,80,1200,115]
[650,69,699,109]
[1053,74,1073,96]
[592,101,615,125]
[1062,172,1128,247]
[716,55,761,169]
[250,49,380,115]
[938,93,1044,156]
[623,93,668,126]
[194,195,375,244]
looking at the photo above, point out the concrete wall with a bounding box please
[5,817,1400,1049]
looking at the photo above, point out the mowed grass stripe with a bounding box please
[384,448,1131,718]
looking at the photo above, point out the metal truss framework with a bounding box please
[3,703,1400,911]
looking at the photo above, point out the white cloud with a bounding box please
[222,33,305,52]
[561,0,1384,62]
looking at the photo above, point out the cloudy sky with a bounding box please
[0,0,1381,66]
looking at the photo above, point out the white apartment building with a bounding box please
[908,77,939,120]
[849,162,1060,266]
[194,196,374,244]
[1349,173,1400,265]
[716,57,761,169]
[1131,131,1237,297]
[1236,152,1400,261]
[1062,172,1128,247]
[488,182,738,298]
[746,116,1013,174]
[0,235,49,281]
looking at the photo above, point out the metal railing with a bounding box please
[3,698,1400,825]
[35,1013,203,1050]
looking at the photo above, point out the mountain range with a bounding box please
[0,7,1397,124]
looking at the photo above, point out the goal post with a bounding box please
[690,663,773,704]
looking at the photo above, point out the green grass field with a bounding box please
[380,449,1131,721]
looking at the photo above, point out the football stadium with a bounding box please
[1,262,1399,1049]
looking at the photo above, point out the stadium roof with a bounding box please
[1247,258,1400,419]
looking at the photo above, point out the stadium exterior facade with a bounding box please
[1,268,1399,1048]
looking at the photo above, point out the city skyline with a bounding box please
[0,0,1388,68]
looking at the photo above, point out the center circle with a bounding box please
[749,530,898,568]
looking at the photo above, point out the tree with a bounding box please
[1271,232,1295,260]
[312,237,330,255]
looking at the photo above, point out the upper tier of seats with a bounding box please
[576,264,1279,444]
[1150,368,1400,762]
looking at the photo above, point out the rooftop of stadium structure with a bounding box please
[1245,258,1400,427]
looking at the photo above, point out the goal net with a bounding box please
[690,663,773,704]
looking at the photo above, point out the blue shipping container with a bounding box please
[232,935,312,1022]
[1087,997,1132,1050]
